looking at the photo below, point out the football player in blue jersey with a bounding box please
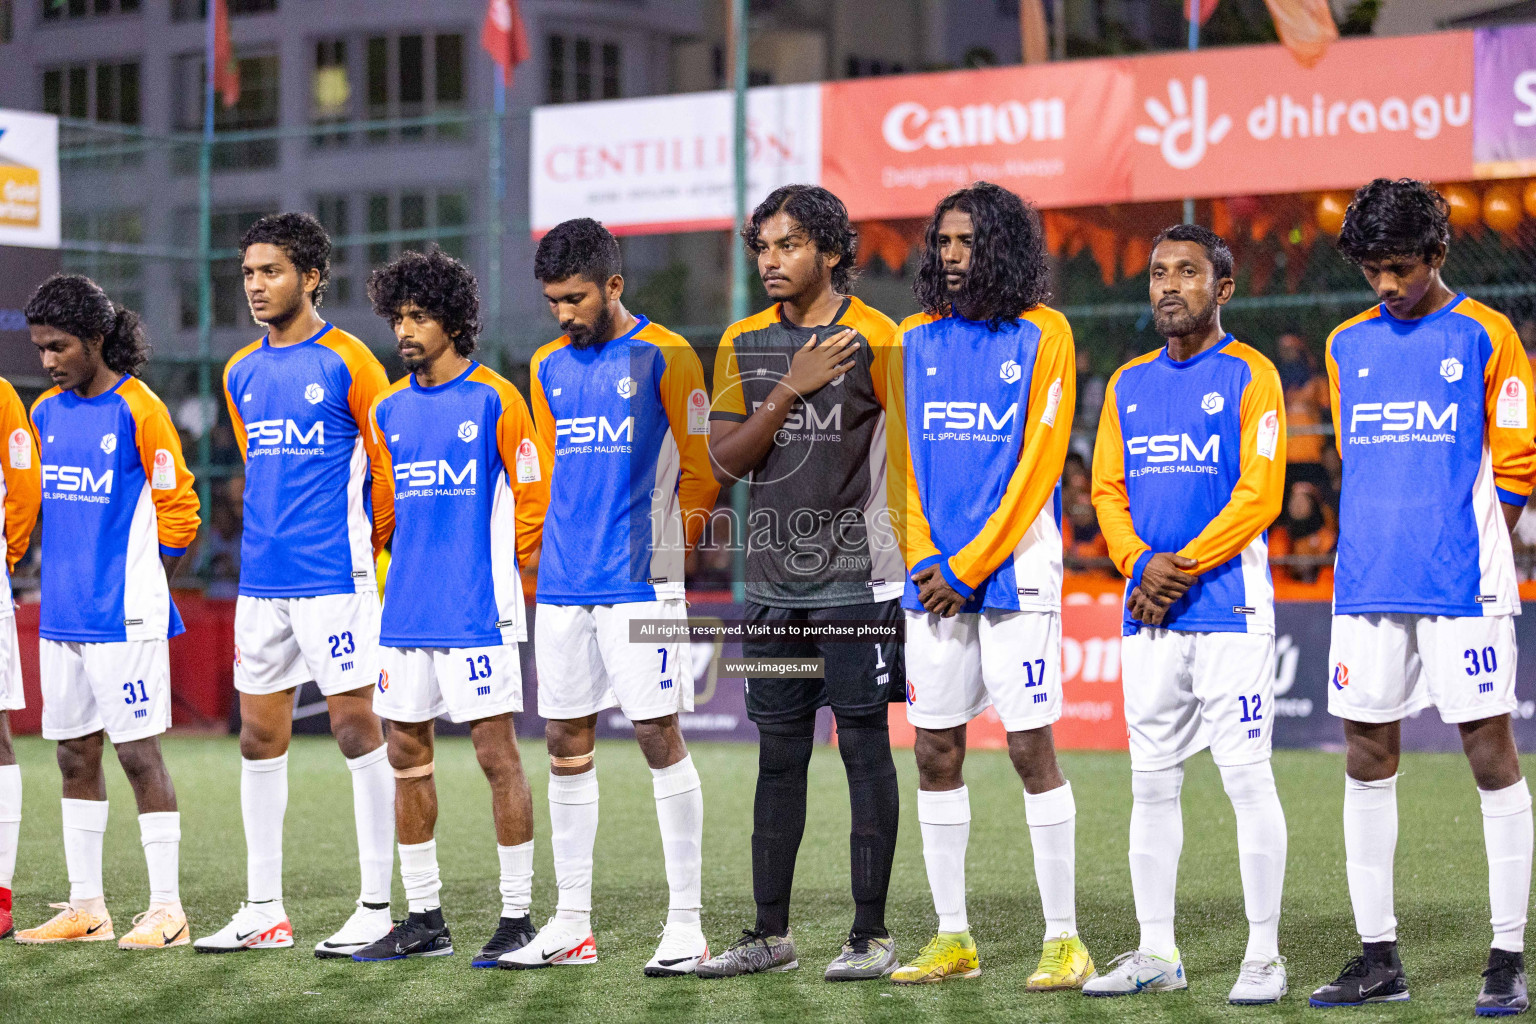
[503,219,719,975]
[1089,225,1289,1002]
[351,249,553,965]
[196,214,397,957]
[19,276,198,949]
[885,183,1093,988]
[1311,180,1536,1014]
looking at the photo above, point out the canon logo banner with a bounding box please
[880,98,1066,153]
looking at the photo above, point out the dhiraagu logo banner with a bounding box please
[0,109,60,250]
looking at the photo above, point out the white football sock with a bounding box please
[1023,780,1077,941]
[499,841,534,919]
[917,786,970,934]
[138,811,181,907]
[1480,777,1533,953]
[241,754,287,904]
[1344,773,1398,943]
[1220,760,1287,962]
[0,763,19,890]
[61,797,108,906]
[1130,765,1183,960]
[549,769,598,924]
[651,756,703,927]
[346,746,395,905]
[399,839,441,913]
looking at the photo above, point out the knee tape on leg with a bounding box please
[758,718,815,776]
[1131,765,1184,804]
[1219,760,1277,805]
[394,761,434,780]
[550,751,593,770]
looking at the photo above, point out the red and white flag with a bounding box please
[212,0,239,108]
[482,0,531,85]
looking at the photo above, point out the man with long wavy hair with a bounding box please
[883,182,1094,989]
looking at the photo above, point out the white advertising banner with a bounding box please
[530,83,821,236]
[0,109,60,250]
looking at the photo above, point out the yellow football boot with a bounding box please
[118,904,190,950]
[1027,931,1096,991]
[890,931,981,985]
[14,902,114,944]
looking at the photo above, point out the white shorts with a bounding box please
[1122,628,1275,771]
[903,608,1061,732]
[234,592,381,698]
[40,638,171,743]
[534,600,692,721]
[0,615,22,712]
[375,644,524,724]
[1329,613,1518,725]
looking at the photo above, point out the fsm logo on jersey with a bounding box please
[247,418,325,453]
[99,433,116,454]
[555,415,634,450]
[457,420,478,443]
[615,376,638,399]
[1347,400,1457,443]
[42,464,112,496]
[999,359,1022,384]
[1201,391,1224,415]
[394,459,477,495]
[1125,433,1220,477]
[304,383,324,405]
[921,401,1017,440]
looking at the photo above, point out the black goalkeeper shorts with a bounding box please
[741,598,904,725]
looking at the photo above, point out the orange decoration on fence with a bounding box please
[1443,184,1481,230]
[1484,185,1523,234]
[1316,192,1349,235]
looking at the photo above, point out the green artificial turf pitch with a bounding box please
[0,737,1520,1023]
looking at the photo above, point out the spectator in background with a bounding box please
[200,475,244,599]
[1276,332,1333,496]
[1073,349,1107,461]
[1268,481,1336,585]
[1062,486,1114,579]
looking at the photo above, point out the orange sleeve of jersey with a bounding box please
[366,392,396,550]
[657,336,721,550]
[1176,353,1287,572]
[125,383,200,555]
[942,311,1075,596]
[222,344,258,464]
[709,330,747,420]
[1475,307,1536,504]
[884,320,941,573]
[340,346,393,556]
[0,380,40,572]
[1090,372,1150,578]
[491,378,554,567]
[528,343,560,447]
[1325,334,1344,460]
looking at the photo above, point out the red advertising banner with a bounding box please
[821,32,1473,222]
[1126,32,1474,202]
[820,61,1136,221]
[888,595,1128,751]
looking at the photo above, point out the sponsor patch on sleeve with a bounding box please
[8,428,30,471]
[687,388,710,434]
[1497,376,1528,429]
[151,449,176,490]
[515,437,541,483]
[1255,409,1281,460]
[1040,378,1063,427]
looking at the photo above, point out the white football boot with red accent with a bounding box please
[498,915,597,969]
[192,901,294,953]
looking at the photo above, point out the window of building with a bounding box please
[845,56,905,78]
[364,189,470,265]
[2,1,14,44]
[311,38,351,147]
[170,0,275,19]
[546,34,622,103]
[61,209,144,313]
[174,50,280,172]
[355,31,468,144]
[177,205,274,329]
[42,61,139,124]
[312,194,352,306]
[40,0,138,22]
